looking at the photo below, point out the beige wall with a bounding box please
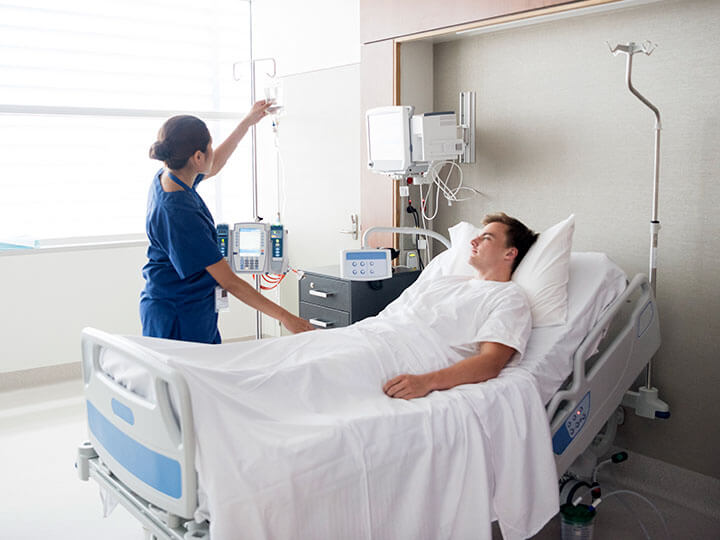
[432,0,720,478]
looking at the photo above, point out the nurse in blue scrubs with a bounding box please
[141,101,313,344]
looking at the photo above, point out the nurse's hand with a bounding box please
[243,100,273,127]
[281,313,315,334]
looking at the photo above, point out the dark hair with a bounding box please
[482,212,539,272]
[149,115,211,170]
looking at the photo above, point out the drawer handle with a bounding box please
[309,318,334,328]
[309,290,334,298]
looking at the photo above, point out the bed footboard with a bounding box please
[547,273,661,475]
[79,328,198,521]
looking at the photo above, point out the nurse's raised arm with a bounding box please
[206,100,272,179]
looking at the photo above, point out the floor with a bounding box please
[2,380,719,540]
[513,484,720,539]
[0,380,142,539]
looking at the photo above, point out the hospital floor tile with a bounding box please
[0,381,143,540]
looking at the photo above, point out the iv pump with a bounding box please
[217,222,289,275]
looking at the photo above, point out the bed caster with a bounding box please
[184,520,210,540]
[76,441,97,481]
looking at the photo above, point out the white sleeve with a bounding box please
[472,288,532,360]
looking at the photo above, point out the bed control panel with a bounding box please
[552,392,590,455]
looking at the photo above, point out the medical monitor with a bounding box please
[366,105,462,179]
[366,106,413,176]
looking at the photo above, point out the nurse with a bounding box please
[141,101,313,344]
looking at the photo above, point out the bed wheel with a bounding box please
[184,520,210,539]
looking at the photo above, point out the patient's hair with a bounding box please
[482,212,538,272]
[149,115,211,170]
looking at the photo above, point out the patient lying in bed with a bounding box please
[98,213,562,540]
[381,212,537,399]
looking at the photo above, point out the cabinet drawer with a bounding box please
[299,274,351,311]
[299,302,351,329]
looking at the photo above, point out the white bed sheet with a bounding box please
[97,252,624,539]
[123,330,557,540]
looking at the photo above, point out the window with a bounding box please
[0,0,254,243]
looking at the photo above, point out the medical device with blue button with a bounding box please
[217,221,289,276]
[340,249,392,281]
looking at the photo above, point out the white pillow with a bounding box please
[512,214,575,327]
[431,215,575,327]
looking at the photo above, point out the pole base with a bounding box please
[622,386,670,419]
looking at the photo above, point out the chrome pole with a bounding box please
[248,0,263,340]
[611,41,661,389]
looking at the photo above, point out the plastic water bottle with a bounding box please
[560,503,596,540]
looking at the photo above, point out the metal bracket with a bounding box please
[458,91,476,164]
[340,214,359,241]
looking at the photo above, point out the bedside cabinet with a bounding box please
[299,266,421,329]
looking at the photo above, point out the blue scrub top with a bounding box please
[140,169,224,344]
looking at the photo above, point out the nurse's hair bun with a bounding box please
[149,115,211,169]
[149,140,170,161]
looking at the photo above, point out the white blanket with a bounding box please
[132,277,558,539]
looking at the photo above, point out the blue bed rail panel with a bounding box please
[87,400,182,499]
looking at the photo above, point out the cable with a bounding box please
[272,119,288,222]
[418,160,481,222]
[594,490,670,540]
[252,273,286,290]
[405,200,424,270]
[614,493,652,540]
[418,192,431,264]
[592,452,628,483]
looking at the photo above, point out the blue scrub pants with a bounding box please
[140,298,221,344]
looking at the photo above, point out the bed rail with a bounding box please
[548,273,661,475]
[80,327,198,521]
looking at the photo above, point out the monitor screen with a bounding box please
[368,109,406,163]
[237,228,263,255]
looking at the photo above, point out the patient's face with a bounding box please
[468,222,511,271]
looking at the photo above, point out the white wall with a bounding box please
[254,0,362,331]
[0,246,146,373]
[0,246,261,374]
[252,0,360,76]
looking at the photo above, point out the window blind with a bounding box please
[0,0,254,241]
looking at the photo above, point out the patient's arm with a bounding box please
[383,341,516,400]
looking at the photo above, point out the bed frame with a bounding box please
[76,273,660,540]
[548,272,660,475]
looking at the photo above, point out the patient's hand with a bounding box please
[383,374,431,400]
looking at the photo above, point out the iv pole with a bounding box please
[248,0,263,340]
[609,41,670,419]
[237,0,278,340]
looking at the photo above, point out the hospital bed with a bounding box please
[76,251,660,540]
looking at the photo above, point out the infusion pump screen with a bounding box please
[237,228,264,256]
